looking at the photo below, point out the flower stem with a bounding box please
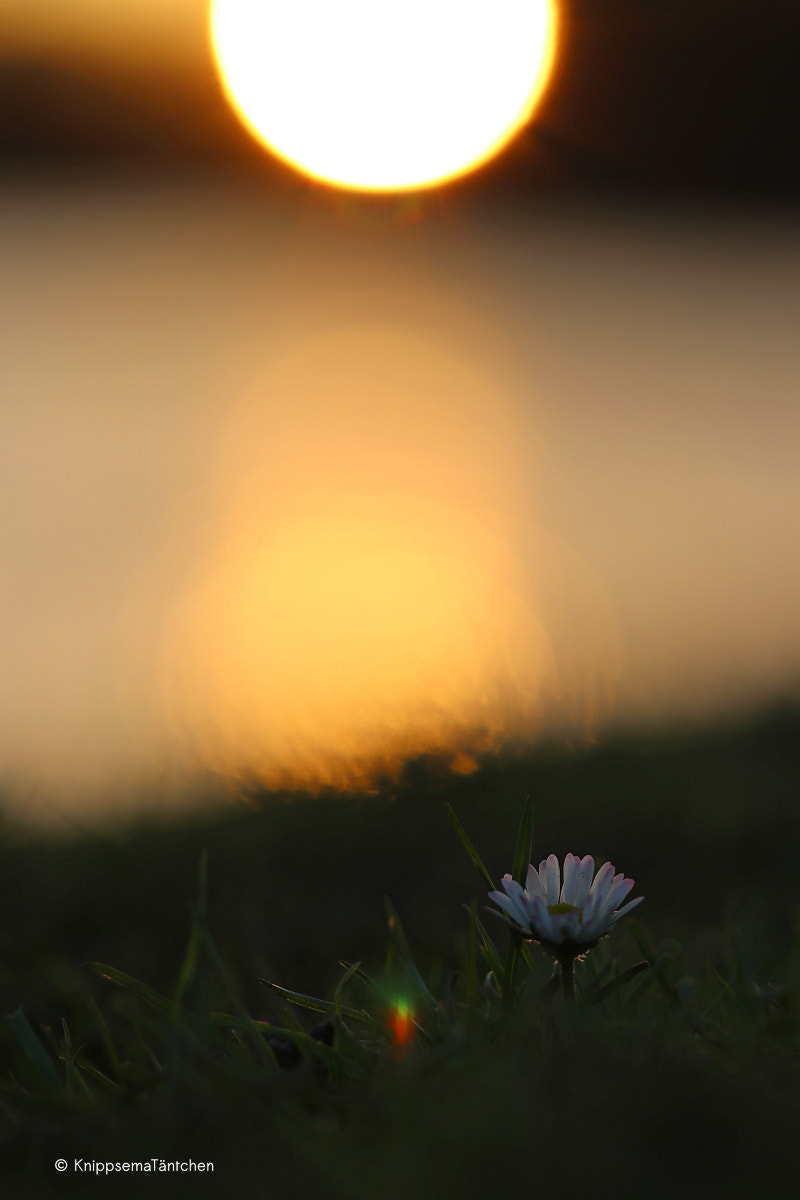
[561,957,575,1004]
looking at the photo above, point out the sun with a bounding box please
[209,0,556,192]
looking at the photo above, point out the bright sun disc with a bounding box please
[209,0,556,191]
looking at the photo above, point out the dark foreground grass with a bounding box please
[1,703,799,1198]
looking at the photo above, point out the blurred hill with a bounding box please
[2,700,798,1011]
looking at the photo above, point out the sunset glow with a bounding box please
[162,325,568,791]
[209,0,556,190]
[4,192,796,825]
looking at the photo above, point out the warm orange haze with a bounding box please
[209,0,556,190]
[1,187,799,825]
[1,2,799,826]
[0,0,208,64]
[163,323,609,790]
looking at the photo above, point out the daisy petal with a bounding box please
[587,861,615,908]
[602,874,635,918]
[527,893,552,942]
[544,854,560,906]
[525,862,546,901]
[499,878,533,927]
[588,872,624,926]
[573,855,595,909]
[487,891,529,931]
[583,866,616,930]
[561,853,578,904]
[613,895,644,922]
[487,889,518,918]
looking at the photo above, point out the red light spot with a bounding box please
[387,1000,413,1053]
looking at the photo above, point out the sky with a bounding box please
[1,2,798,824]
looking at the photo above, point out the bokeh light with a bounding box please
[209,0,556,190]
[161,323,585,792]
[387,997,414,1052]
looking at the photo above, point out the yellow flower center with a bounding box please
[547,902,583,923]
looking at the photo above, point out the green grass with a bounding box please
[1,702,799,1197]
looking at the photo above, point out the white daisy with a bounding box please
[488,853,643,963]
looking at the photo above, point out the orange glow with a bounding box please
[2,1,206,64]
[209,0,557,191]
[387,999,414,1050]
[7,194,797,824]
[162,324,569,791]
[0,199,638,821]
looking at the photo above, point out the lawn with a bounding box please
[1,702,798,1197]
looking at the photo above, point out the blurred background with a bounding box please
[1,7,800,1194]
[1,0,799,825]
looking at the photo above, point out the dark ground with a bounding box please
[1,701,799,1197]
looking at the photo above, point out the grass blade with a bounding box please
[462,904,505,987]
[84,995,121,1081]
[90,963,176,1017]
[518,941,536,971]
[707,963,748,1013]
[628,941,680,1006]
[6,1009,62,1092]
[169,849,210,1014]
[56,1020,93,1101]
[465,901,479,1016]
[626,920,656,963]
[338,961,379,992]
[446,803,495,891]
[582,961,650,1007]
[171,920,202,1013]
[334,960,362,1019]
[198,922,277,1068]
[259,980,373,1024]
[511,796,533,886]
[385,898,438,1007]
[503,939,520,1012]
[76,1057,119,1092]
